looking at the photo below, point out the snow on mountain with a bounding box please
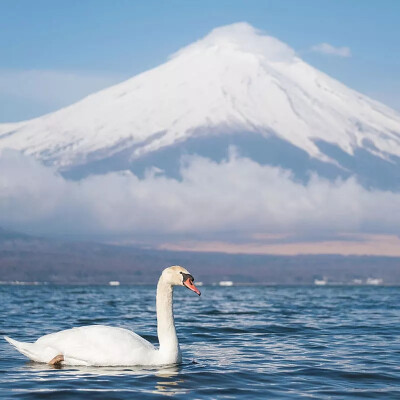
[1,23,400,184]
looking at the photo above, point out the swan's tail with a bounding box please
[4,336,45,362]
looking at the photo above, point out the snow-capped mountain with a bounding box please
[1,23,400,189]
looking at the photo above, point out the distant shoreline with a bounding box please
[2,282,399,287]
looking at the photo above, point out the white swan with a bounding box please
[4,266,201,366]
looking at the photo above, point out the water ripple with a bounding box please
[1,285,400,399]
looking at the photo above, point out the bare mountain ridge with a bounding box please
[1,228,399,285]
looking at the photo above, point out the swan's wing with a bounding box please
[28,325,155,366]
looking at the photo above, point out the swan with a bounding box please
[4,266,201,366]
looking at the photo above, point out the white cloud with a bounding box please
[310,43,351,57]
[0,149,399,246]
[171,22,296,63]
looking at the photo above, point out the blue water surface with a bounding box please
[0,285,399,399]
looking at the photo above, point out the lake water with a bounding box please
[0,285,399,399]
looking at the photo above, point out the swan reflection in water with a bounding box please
[153,367,185,397]
[21,361,186,396]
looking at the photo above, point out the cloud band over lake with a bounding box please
[1,149,399,255]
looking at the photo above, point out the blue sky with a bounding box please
[1,0,399,122]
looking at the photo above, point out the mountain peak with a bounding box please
[171,22,296,63]
[0,23,400,188]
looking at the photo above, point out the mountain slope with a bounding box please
[1,23,400,188]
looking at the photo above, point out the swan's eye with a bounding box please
[180,272,194,283]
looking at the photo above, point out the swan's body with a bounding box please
[4,266,200,366]
[6,325,157,366]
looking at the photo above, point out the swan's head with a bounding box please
[162,266,201,296]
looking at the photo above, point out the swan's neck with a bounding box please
[156,276,179,358]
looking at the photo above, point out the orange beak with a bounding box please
[183,278,201,296]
